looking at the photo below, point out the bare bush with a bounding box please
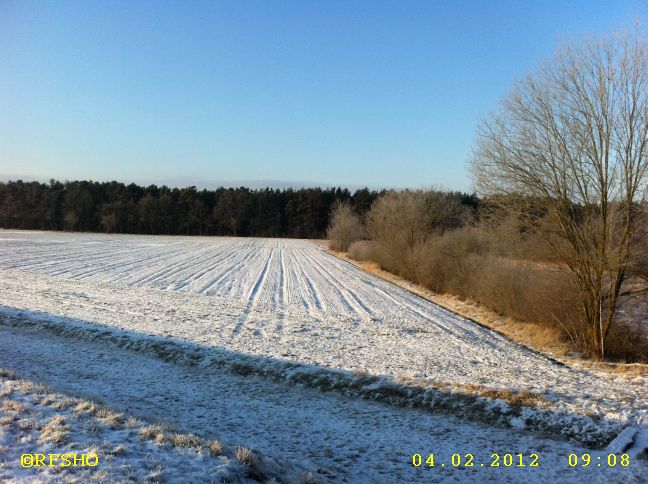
[327,200,364,252]
[605,321,648,362]
[416,228,576,316]
[338,184,647,359]
[415,227,489,293]
[347,240,375,261]
[366,190,428,277]
[365,190,473,278]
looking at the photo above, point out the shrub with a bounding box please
[365,190,474,279]
[383,226,589,355]
[347,240,375,261]
[327,201,364,252]
[604,321,648,362]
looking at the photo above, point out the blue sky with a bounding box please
[1,1,646,191]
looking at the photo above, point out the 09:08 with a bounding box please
[567,453,630,467]
[412,453,539,467]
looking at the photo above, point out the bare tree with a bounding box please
[471,28,648,358]
[423,190,473,232]
[327,200,363,252]
[366,190,429,261]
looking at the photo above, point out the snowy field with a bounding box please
[0,230,647,481]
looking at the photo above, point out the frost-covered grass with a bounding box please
[0,369,308,483]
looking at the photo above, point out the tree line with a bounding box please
[0,179,382,238]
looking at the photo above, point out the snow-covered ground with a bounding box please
[2,325,646,483]
[0,230,646,481]
[0,369,310,483]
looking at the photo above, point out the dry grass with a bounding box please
[138,425,208,450]
[138,424,165,442]
[208,439,224,456]
[17,417,39,430]
[90,470,109,481]
[125,416,139,428]
[438,293,571,356]
[235,447,257,466]
[109,444,126,456]
[0,415,15,425]
[467,386,551,408]
[168,432,202,448]
[93,407,124,428]
[1,399,24,414]
[591,362,648,376]
[39,415,71,444]
[73,400,96,415]
[51,397,80,410]
[38,394,57,406]
[14,380,46,394]
[0,370,286,481]
[395,374,552,409]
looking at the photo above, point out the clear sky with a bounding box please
[2,1,647,191]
